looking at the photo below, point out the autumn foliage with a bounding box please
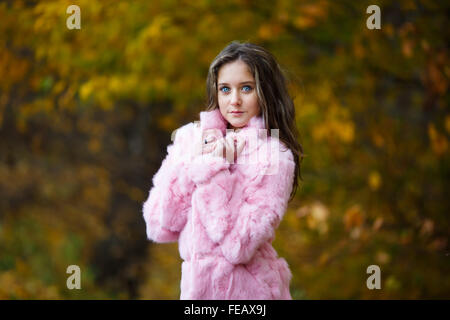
[0,0,448,299]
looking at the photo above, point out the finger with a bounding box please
[203,135,217,145]
[236,138,245,156]
[203,128,222,142]
[224,138,235,163]
[202,143,215,155]
[227,132,238,145]
[212,138,225,158]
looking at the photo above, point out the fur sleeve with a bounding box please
[185,126,231,185]
[219,144,295,265]
[142,124,196,243]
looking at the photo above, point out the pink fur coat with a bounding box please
[142,108,295,300]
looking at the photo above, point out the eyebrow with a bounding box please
[218,81,255,86]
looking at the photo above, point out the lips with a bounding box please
[230,111,244,114]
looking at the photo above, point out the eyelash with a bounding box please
[219,85,253,94]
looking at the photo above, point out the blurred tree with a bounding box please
[0,0,448,299]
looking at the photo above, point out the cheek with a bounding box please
[218,102,228,119]
[248,95,260,114]
[218,95,227,108]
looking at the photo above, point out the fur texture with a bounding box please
[142,108,295,300]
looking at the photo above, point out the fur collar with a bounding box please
[199,108,265,135]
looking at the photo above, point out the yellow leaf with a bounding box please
[80,82,94,101]
[428,124,448,156]
[343,204,364,231]
[368,171,382,191]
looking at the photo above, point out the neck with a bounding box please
[227,123,239,131]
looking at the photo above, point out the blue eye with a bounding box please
[242,85,252,92]
[220,87,230,93]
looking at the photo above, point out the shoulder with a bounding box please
[165,122,200,161]
[172,122,199,145]
[266,135,295,164]
[241,136,294,181]
[260,137,295,179]
[259,138,295,193]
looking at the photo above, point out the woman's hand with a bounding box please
[191,128,223,158]
[192,128,245,163]
[225,132,245,163]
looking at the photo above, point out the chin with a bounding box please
[227,118,247,128]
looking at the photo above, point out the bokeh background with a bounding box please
[0,0,448,299]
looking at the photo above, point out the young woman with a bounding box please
[142,41,304,300]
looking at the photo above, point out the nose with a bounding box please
[230,90,241,106]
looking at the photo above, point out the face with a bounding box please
[217,59,260,129]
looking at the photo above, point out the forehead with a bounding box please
[217,60,254,83]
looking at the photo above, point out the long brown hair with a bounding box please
[205,41,304,201]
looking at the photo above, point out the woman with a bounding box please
[142,41,304,299]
